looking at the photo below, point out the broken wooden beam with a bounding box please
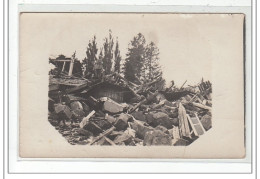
[80,110,95,128]
[65,83,89,94]
[90,126,116,145]
[187,113,206,136]
[129,91,159,113]
[178,102,191,139]
[192,102,212,111]
[180,80,187,89]
[187,114,199,136]
[104,136,116,145]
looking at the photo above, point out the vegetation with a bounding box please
[49,31,164,85]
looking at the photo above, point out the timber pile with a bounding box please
[48,74,212,146]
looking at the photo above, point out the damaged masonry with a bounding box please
[48,65,212,146]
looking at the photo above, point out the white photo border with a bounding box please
[4,0,256,176]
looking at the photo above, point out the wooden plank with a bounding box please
[54,59,72,62]
[65,83,89,94]
[178,103,191,138]
[192,102,212,111]
[195,113,206,134]
[80,110,95,128]
[172,126,180,139]
[180,80,187,89]
[187,114,199,136]
[104,137,116,145]
[90,126,116,145]
[187,113,206,136]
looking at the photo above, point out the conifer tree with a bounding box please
[123,33,146,83]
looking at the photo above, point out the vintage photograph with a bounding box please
[47,16,212,146]
[20,13,244,158]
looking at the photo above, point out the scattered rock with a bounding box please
[125,127,136,137]
[114,133,133,145]
[129,121,153,139]
[139,104,150,112]
[200,114,212,131]
[94,119,112,130]
[103,98,125,114]
[114,113,132,131]
[70,101,83,111]
[54,103,72,119]
[168,112,178,118]
[109,131,124,140]
[145,113,155,125]
[83,122,103,136]
[48,76,212,146]
[77,128,93,137]
[144,130,172,146]
[70,101,85,117]
[163,100,175,107]
[146,112,173,129]
[156,93,166,103]
[155,125,169,134]
[105,114,117,124]
[132,111,146,122]
[171,118,179,126]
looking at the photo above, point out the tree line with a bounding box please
[52,30,164,85]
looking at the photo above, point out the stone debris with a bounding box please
[48,74,212,146]
[103,98,126,114]
[144,130,172,146]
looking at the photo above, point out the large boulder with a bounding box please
[114,113,132,131]
[114,133,133,145]
[70,101,83,111]
[94,119,112,131]
[54,103,72,120]
[143,130,172,146]
[132,111,146,122]
[70,101,85,118]
[129,121,154,139]
[83,122,103,136]
[200,114,212,131]
[146,112,173,129]
[155,125,169,134]
[103,99,125,114]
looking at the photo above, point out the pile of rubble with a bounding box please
[48,73,212,146]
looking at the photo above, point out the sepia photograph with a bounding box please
[19,13,245,158]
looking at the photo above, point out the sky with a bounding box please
[20,13,243,87]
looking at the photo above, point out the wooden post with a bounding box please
[61,61,66,72]
[68,59,74,76]
[180,80,187,90]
